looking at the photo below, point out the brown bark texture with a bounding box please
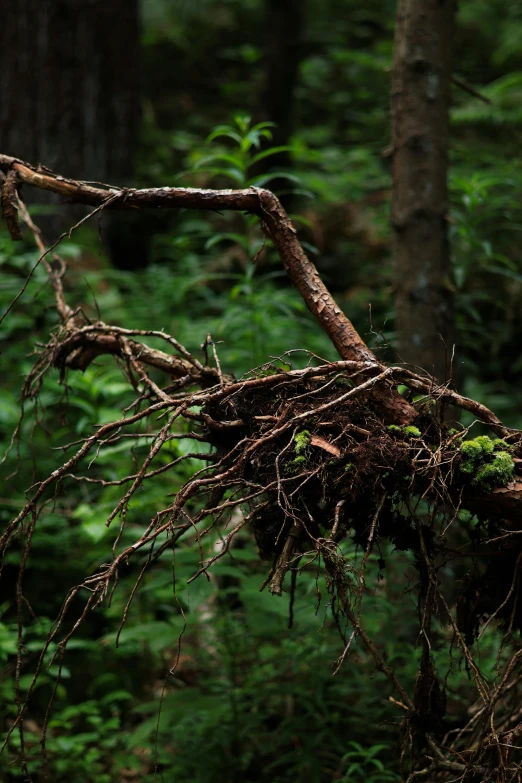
[391,0,456,383]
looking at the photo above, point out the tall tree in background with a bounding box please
[0,0,141,263]
[0,0,140,182]
[390,0,456,384]
[259,0,306,173]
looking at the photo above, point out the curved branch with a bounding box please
[50,324,220,386]
[0,154,415,423]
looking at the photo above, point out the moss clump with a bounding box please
[492,438,514,450]
[459,436,515,489]
[474,451,515,490]
[290,430,311,469]
[473,435,495,455]
[460,441,485,472]
[294,429,311,455]
[388,424,421,438]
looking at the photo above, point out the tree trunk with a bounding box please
[0,0,140,181]
[259,0,306,176]
[0,0,141,263]
[390,0,456,384]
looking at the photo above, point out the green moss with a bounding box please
[473,435,495,455]
[460,439,484,471]
[492,438,514,450]
[293,455,306,465]
[344,462,353,472]
[294,429,311,455]
[459,458,477,475]
[387,424,421,438]
[473,451,515,490]
[460,436,496,468]
[459,435,515,489]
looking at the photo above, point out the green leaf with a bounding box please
[204,233,251,251]
[194,153,246,172]
[248,172,301,187]
[205,127,243,145]
[250,145,294,165]
[198,166,246,185]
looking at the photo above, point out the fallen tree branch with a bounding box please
[3,153,522,782]
[2,154,521,520]
[0,153,415,423]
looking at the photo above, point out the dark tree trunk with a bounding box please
[390,0,456,384]
[258,0,306,178]
[0,0,140,181]
[0,0,141,265]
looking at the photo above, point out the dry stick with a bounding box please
[269,521,305,596]
[0,582,84,753]
[407,737,489,781]
[187,507,264,583]
[470,646,522,765]
[107,408,185,559]
[395,369,512,438]
[6,182,217,384]
[64,451,216,487]
[356,494,386,619]
[478,550,522,641]
[40,590,101,777]
[123,342,174,403]
[115,542,157,647]
[100,326,206,369]
[13,191,74,323]
[1,168,22,239]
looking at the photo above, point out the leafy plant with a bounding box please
[338,742,401,782]
[188,113,299,191]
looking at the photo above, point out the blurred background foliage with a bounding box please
[1,0,522,780]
